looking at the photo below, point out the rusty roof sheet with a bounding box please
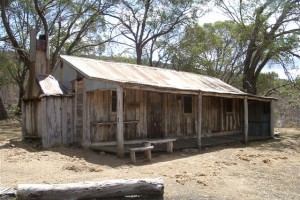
[60,55,246,95]
[37,75,65,96]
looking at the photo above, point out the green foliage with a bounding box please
[0,52,16,85]
[257,72,300,127]
[108,0,207,65]
[257,72,280,96]
[217,0,300,94]
[8,104,21,116]
[167,20,245,85]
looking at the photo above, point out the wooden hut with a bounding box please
[22,31,275,155]
[50,55,275,156]
[22,30,74,148]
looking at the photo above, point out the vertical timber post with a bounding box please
[197,92,202,149]
[21,101,26,138]
[117,85,124,157]
[82,79,90,146]
[270,100,275,138]
[244,97,248,143]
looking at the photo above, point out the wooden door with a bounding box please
[147,92,163,139]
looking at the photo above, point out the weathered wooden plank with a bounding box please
[75,80,83,144]
[67,97,74,144]
[73,82,78,143]
[21,101,26,137]
[17,178,164,200]
[82,79,90,146]
[142,91,147,137]
[129,146,153,163]
[61,97,68,144]
[244,97,248,143]
[197,93,202,149]
[162,93,167,137]
[117,85,124,157]
[86,93,91,144]
[135,90,141,137]
[29,29,37,62]
[25,102,31,135]
[40,98,47,146]
[220,98,224,131]
[270,100,274,138]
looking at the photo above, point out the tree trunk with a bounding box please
[17,178,164,200]
[0,96,8,120]
[136,47,143,65]
[17,83,25,114]
[243,72,258,95]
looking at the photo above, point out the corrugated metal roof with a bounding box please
[60,55,245,95]
[37,75,65,96]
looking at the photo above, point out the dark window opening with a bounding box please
[225,99,233,112]
[111,91,117,112]
[184,96,193,113]
[111,90,125,113]
[264,103,270,113]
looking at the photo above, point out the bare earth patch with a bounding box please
[1,120,300,199]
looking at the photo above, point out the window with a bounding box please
[183,96,193,113]
[111,91,117,112]
[263,103,270,113]
[111,90,125,113]
[225,99,233,112]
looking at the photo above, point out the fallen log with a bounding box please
[17,178,164,200]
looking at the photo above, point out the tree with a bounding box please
[166,21,246,85]
[217,0,300,94]
[0,51,15,119]
[0,51,25,111]
[107,0,206,65]
[0,0,115,110]
[0,96,8,120]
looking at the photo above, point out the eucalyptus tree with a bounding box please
[167,21,246,85]
[107,0,207,65]
[217,0,300,94]
[0,0,115,109]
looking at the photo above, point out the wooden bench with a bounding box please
[144,139,176,153]
[129,146,154,163]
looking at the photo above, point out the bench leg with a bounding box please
[145,149,152,161]
[167,142,173,153]
[130,151,136,163]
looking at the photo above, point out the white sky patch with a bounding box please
[262,65,300,79]
[199,7,230,25]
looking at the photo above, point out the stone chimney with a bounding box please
[24,29,50,99]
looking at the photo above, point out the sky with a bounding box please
[199,7,300,80]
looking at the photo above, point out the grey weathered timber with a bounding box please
[117,85,124,157]
[82,79,90,146]
[21,101,26,137]
[129,146,154,163]
[244,97,248,143]
[29,29,37,62]
[197,93,202,149]
[23,96,74,148]
[270,100,274,138]
[145,139,176,153]
[17,178,164,200]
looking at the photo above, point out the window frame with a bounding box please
[110,90,125,114]
[183,95,193,114]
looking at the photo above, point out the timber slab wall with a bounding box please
[22,96,74,148]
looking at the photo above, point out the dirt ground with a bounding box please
[0,120,300,200]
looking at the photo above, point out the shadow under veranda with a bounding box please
[2,120,297,167]
[1,133,292,169]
